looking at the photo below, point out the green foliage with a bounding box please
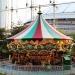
[58,29,66,34]
[71,44,75,55]
[0,73,6,75]
[0,47,7,53]
[0,40,9,58]
[0,28,6,40]
[11,26,25,35]
[0,46,9,58]
[71,32,75,40]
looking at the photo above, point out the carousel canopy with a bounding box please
[8,13,72,40]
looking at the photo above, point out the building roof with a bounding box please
[44,13,75,19]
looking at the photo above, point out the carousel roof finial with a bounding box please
[38,5,42,15]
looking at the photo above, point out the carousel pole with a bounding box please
[11,0,13,29]
[50,0,56,25]
[31,0,32,21]
[52,0,56,25]
[37,5,42,17]
[9,0,13,62]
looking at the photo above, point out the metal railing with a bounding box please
[0,63,74,75]
[0,64,63,71]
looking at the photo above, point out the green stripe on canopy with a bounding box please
[22,18,39,39]
[42,18,61,39]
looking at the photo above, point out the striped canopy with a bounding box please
[8,14,72,40]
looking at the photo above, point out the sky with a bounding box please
[16,0,75,8]
[9,0,75,28]
[1,0,75,29]
[57,0,75,3]
[15,0,75,22]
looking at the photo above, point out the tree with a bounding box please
[11,23,29,36]
[71,32,75,41]
[11,26,25,35]
[71,32,75,55]
[58,29,66,35]
[0,28,6,40]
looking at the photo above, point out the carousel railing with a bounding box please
[0,64,64,71]
[11,65,63,71]
[0,63,73,75]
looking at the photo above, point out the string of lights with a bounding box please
[0,2,75,12]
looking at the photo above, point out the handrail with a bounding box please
[0,64,64,71]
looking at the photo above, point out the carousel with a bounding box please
[7,9,72,65]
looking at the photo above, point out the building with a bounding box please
[44,13,75,35]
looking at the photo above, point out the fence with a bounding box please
[0,64,74,75]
